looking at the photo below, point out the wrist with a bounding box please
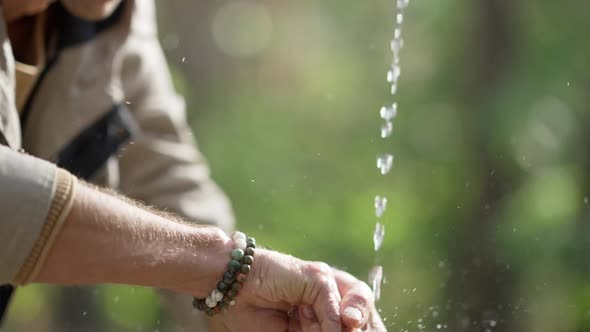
[162,226,234,298]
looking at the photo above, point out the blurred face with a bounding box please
[60,0,123,21]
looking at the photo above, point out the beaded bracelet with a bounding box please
[193,231,256,316]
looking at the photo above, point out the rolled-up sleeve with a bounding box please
[0,145,76,285]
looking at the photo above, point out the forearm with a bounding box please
[33,182,233,298]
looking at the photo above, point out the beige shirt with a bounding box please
[0,0,234,286]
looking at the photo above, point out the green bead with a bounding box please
[231,248,245,261]
[217,281,230,293]
[232,282,242,291]
[241,264,251,274]
[223,272,235,284]
[243,255,254,265]
[228,260,241,272]
[245,247,255,256]
[227,290,238,299]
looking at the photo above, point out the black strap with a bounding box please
[55,104,138,180]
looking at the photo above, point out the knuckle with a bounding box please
[306,261,332,278]
[316,262,334,275]
[346,293,369,307]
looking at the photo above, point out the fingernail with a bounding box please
[344,307,363,323]
[302,305,317,321]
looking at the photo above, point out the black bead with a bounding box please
[241,264,251,274]
[243,255,254,265]
[232,282,242,291]
[227,290,238,299]
[246,241,256,248]
[245,247,255,256]
[194,299,207,311]
[246,237,256,244]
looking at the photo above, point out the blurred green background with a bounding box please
[5,0,590,331]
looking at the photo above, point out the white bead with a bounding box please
[232,232,246,242]
[234,239,247,250]
[212,289,224,301]
[230,300,236,306]
[205,296,217,308]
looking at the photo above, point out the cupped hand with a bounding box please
[206,249,385,332]
[289,269,386,332]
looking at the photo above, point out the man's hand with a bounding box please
[207,250,386,332]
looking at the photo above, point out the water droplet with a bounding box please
[391,83,398,95]
[397,0,410,9]
[381,121,393,138]
[369,265,383,301]
[567,81,571,86]
[390,38,404,52]
[387,64,401,83]
[181,57,186,62]
[394,28,402,39]
[380,103,398,120]
[584,196,588,206]
[396,13,404,24]
[373,222,385,251]
[377,153,394,175]
[375,196,388,217]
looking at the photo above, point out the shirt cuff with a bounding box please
[12,168,77,285]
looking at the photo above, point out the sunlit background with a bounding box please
[4,0,590,331]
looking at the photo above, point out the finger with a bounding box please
[306,263,342,332]
[287,307,303,332]
[333,269,374,329]
[298,305,321,332]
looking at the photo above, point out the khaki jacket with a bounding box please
[0,0,234,285]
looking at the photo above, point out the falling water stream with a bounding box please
[369,0,410,304]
